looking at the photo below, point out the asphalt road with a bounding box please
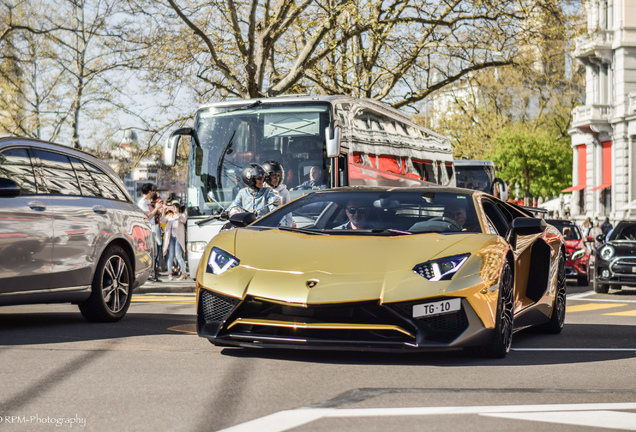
[0,281,635,432]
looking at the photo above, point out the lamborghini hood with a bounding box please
[198,228,504,305]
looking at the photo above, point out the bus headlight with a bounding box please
[207,247,240,275]
[190,241,208,253]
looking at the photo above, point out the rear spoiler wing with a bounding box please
[508,202,548,217]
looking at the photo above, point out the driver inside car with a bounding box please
[444,202,467,228]
[334,199,377,230]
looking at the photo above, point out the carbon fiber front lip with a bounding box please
[202,298,499,352]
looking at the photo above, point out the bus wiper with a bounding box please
[225,100,262,114]
[278,226,328,235]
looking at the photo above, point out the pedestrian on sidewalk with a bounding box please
[161,200,188,281]
[138,183,162,282]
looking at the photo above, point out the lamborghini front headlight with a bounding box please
[206,247,240,275]
[413,254,470,282]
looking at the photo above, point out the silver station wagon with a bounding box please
[0,137,152,321]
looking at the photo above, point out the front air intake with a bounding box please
[200,290,241,323]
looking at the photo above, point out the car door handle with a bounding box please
[93,205,107,214]
[28,201,46,211]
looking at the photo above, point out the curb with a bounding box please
[134,273,196,294]
[134,284,196,294]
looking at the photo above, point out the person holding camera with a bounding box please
[161,200,188,280]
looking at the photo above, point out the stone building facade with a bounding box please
[567,0,636,221]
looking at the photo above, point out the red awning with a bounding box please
[589,183,611,191]
[561,184,585,193]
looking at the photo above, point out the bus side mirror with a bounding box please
[326,125,341,158]
[493,177,508,201]
[164,127,200,166]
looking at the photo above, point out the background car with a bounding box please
[0,137,152,321]
[195,187,566,358]
[545,219,591,286]
[594,220,636,293]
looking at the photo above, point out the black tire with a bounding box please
[593,276,609,294]
[79,245,133,322]
[467,260,514,358]
[538,252,566,334]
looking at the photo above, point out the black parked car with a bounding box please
[594,220,636,293]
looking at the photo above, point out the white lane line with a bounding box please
[217,409,330,432]
[512,348,636,352]
[482,410,636,431]
[218,403,636,432]
[568,291,636,303]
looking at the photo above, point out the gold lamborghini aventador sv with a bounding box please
[195,187,566,358]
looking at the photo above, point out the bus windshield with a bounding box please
[187,102,331,216]
[455,165,494,193]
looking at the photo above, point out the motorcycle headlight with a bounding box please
[206,247,240,275]
[599,244,615,261]
[571,247,586,260]
[413,254,470,282]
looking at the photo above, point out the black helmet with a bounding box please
[262,160,284,185]
[241,163,266,188]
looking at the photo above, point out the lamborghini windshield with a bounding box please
[253,190,482,234]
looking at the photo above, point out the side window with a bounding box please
[83,162,127,201]
[482,200,509,237]
[0,147,37,194]
[495,202,516,225]
[423,161,436,183]
[33,150,81,195]
[69,157,101,197]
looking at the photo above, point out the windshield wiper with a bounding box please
[195,215,225,226]
[278,226,328,235]
[225,100,262,114]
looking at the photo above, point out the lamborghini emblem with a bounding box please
[306,280,319,288]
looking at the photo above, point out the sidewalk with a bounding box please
[134,271,196,294]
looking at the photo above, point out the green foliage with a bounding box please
[488,123,572,198]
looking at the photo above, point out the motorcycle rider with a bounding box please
[263,160,292,227]
[228,163,281,218]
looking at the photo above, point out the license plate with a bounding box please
[413,298,461,318]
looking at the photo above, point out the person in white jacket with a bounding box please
[263,160,292,227]
[161,200,188,280]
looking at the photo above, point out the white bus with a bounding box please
[454,160,508,200]
[164,95,454,277]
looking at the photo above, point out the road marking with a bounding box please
[218,402,636,432]
[566,303,627,312]
[512,348,636,352]
[605,309,636,316]
[568,291,636,303]
[131,295,195,304]
[167,324,197,334]
[482,410,636,430]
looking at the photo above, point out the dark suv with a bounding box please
[0,137,151,321]
[594,220,636,293]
